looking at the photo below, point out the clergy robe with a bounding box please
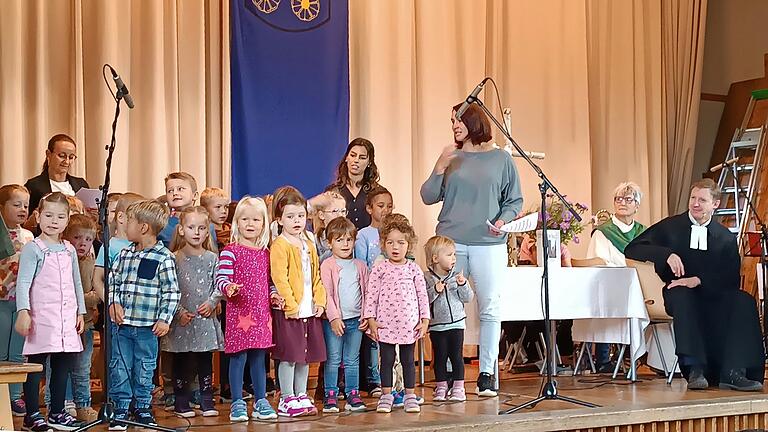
[625,212,764,383]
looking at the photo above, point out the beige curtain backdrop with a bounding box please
[0,0,230,198]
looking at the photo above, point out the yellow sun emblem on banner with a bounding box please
[291,0,320,22]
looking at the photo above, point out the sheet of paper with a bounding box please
[486,212,539,233]
[75,188,102,209]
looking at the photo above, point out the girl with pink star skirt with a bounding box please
[216,197,278,422]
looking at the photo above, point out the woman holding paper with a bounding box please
[24,134,90,218]
[420,102,523,397]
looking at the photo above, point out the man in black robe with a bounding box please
[625,179,764,391]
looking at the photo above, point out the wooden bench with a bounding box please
[0,362,43,430]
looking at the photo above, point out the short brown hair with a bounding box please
[424,235,455,267]
[126,200,169,235]
[365,186,392,208]
[200,187,229,208]
[64,214,98,239]
[325,217,357,243]
[164,172,198,193]
[39,192,70,214]
[116,192,145,215]
[0,184,29,206]
[452,102,492,147]
[379,213,417,253]
[691,178,721,202]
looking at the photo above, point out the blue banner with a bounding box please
[230,0,349,199]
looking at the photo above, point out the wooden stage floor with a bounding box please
[15,365,768,431]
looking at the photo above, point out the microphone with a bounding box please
[709,157,739,173]
[455,78,489,120]
[108,66,135,109]
[509,149,546,160]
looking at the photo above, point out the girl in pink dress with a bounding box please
[216,196,277,422]
[364,214,429,414]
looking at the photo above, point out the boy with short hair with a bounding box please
[158,172,218,246]
[107,200,180,430]
[200,187,231,251]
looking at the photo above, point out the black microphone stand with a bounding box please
[75,76,179,432]
[463,96,597,414]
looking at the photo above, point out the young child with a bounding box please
[216,196,278,421]
[61,215,101,421]
[158,172,216,247]
[107,199,180,430]
[200,187,231,252]
[66,196,85,215]
[15,192,86,431]
[363,214,429,414]
[320,217,368,413]
[424,235,473,402]
[0,185,33,417]
[309,189,347,263]
[270,186,327,417]
[354,186,393,269]
[162,206,224,418]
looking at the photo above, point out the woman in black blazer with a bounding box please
[24,133,90,216]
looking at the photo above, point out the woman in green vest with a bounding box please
[586,181,646,372]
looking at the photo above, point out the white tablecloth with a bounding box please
[465,267,650,362]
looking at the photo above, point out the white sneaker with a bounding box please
[297,393,317,415]
[64,400,77,417]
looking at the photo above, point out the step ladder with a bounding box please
[714,89,768,243]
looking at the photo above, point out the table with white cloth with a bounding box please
[465,266,650,379]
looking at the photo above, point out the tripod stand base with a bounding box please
[73,402,183,432]
[498,382,599,415]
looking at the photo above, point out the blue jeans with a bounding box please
[109,324,158,410]
[45,329,94,407]
[322,318,363,393]
[0,300,25,401]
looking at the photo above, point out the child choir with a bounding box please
[0,169,473,431]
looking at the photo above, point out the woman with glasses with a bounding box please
[24,134,90,217]
[586,181,646,373]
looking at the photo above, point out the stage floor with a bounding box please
[15,365,768,431]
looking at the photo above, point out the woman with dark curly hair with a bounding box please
[329,138,381,230]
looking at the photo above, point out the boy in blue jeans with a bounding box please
[107,200,180,430]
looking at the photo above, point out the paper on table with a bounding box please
[486,212,539,233]
[75,188,102,209]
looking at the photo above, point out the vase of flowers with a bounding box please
[515,194,589,267]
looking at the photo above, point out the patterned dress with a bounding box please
[216,243,273,354]
[161,251,224,353]
[0,227,34,301]
[363,260,430,345]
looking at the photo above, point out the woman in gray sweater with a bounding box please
[420,103,523,397]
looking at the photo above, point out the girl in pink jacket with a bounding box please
[15,192,86,431]
[319,217,369,414]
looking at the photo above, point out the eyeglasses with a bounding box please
[324,208,348,216]
[56,153,77,161]
[614,196,636,204]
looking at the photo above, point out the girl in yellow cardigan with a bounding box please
[270,186,327,417]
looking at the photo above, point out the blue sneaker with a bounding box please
[392,390,404,408]
[229,399,248,422]
[252,398,277,420]
[107,409,128,431]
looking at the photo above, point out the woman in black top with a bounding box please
[328,138,381,230]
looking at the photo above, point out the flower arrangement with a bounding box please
[524,194,589,245]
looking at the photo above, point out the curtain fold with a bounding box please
[0,0,230,198]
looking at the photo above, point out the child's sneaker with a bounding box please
[173,406,196,418]
[133,408,157,427]
[322,390,339,413]
[369,386,382,398]
[433,381,449,401]
[345,390,366,412]
[253,398,277,420]
[47,410,83,431]
[403,393,421,413]
[201,407,219,417]
[449,380,467,402]
[277,396,305,417]
[107,409,128,431]
[63,401,77,417]
[75,407,99,422]
[23,412,51,432]
[229,399,248,422]
[376,393,394,413]
[163,394,175,411]
[12,399,26,417]
[297,393,317,416]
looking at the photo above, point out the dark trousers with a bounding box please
[25,352,76,415]
[430,329,464,382]
[172,352,214,411]
[380,343,415,389]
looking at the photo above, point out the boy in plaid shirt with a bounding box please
[107,200,180,430]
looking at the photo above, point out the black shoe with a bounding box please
[23,412,51,432]
[476,372,498,397]
[133,408,157,427]
[596,361,617,374]
[719,369,763,392]
[686,367,709,390]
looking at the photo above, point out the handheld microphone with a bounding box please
[709,157,739,173]
[108,66,135,109]
[455,78,489,120]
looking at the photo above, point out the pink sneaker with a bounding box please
[297,393,317,416]
[433,381,448,401]
[278,396,306,417]
[449,381,466,402]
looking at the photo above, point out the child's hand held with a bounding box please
[367,318,379,341]
[15,310,31,337]
[109,303,125,325]
[330,318,345,337]
[197,302,214,318]
[314,305,325,318]
[76,315,85,334]
[226,283,241,297]
[415,318,430,339]
[153,320,170,337]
